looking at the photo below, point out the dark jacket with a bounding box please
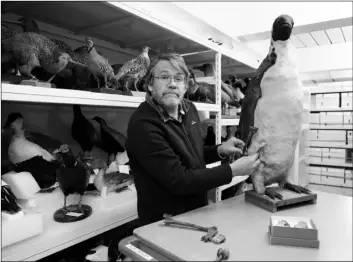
[126,95,232,226]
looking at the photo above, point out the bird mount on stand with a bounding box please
[53,144,93,223]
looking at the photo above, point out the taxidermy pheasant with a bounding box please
[238,14,311,200]
[92,116,127,165]
[114,46,151,91]
[1,32,84,83]
[85,38,118,89]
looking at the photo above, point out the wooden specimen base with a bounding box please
[245,187,317,213]
[53,204,92,223]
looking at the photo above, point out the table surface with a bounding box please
[2,187,137,261]
[134,190,352,261]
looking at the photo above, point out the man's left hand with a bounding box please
[217,137,245,158]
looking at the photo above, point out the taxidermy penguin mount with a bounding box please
[52,144,93,223]
[238,14,313,202]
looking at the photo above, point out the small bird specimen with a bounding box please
[1,181,23,216]
[238,14,312,200]
[3,112,60,189]
[54,144,91,212]
[92,116,126,165]
[114,46,151,91]
[71,105,98,159]
[93,168,134,194]
[85,38,117,89]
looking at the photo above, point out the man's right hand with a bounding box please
[229,152,261,177]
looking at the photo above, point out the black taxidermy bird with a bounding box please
[54,144,92,212]
[71,105,98,159]
[1,182,22,215]
[92,116,126,165]
[204,125,216,146]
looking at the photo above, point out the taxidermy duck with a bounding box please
[4,112,60,189]
[238,14,311,200]
[1,181,24,219]
[114,46,151,91]
[92,116,127,165]
[93,168,134,194]
[71,105,98,159]
[54,144,91,212]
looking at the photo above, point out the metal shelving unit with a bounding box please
[308,81,353,190]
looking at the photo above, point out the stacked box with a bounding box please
[347,131,353,144]
[314,94,324,109]
[322,148,346,165]
[345,169,353,187]
[317,130,346,142]
[308,166,322,175]
[309,130,319,141]
[321,94,340,108]
[321,167,345,178]
[341,93,353,109]
[310,113,320,126]
[320,112,344,126]
[343,112,353,125]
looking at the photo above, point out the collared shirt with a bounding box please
[145,93,186,123]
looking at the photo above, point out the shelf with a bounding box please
[0,84,221,112]
[310,125,353,130]
[309,161,353,168]
[221,118,239,126]
[310,108,353,112]
[310,143,353,149]
[310,86,352,94]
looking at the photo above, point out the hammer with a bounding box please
[215,248,230,261]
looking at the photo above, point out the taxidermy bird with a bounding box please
[238,14,311,200]
[93,168,134,194]
[114,46,151,91]
[92,116,127,165]
[1,181,23,215]
[1,32,84,83]
[204,125,216,146]
[192,63,240,107]
[3,112,60,189]
[54,144,91,212]
[85,38,118,89]
[71,105,98,159]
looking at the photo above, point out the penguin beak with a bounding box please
[272,14,294,41]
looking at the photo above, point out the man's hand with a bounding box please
[230,153,261,177]
[217,137,245,158]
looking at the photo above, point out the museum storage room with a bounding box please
[1,1,352,262]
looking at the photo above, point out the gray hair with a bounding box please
[144,53,190,93]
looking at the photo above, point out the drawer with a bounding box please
[322,148,346,158]
[310,113,320,124]
[309,174,322,184]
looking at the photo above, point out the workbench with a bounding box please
[1,187,137,261]
[120,191,352,261]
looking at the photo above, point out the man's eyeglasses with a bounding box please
[154,75,186,85]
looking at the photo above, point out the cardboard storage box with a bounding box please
[320,112,344,125]
[343,112,352,125]
[269,216,319,249]
[341,93,353,109]
[2,211,43,248]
